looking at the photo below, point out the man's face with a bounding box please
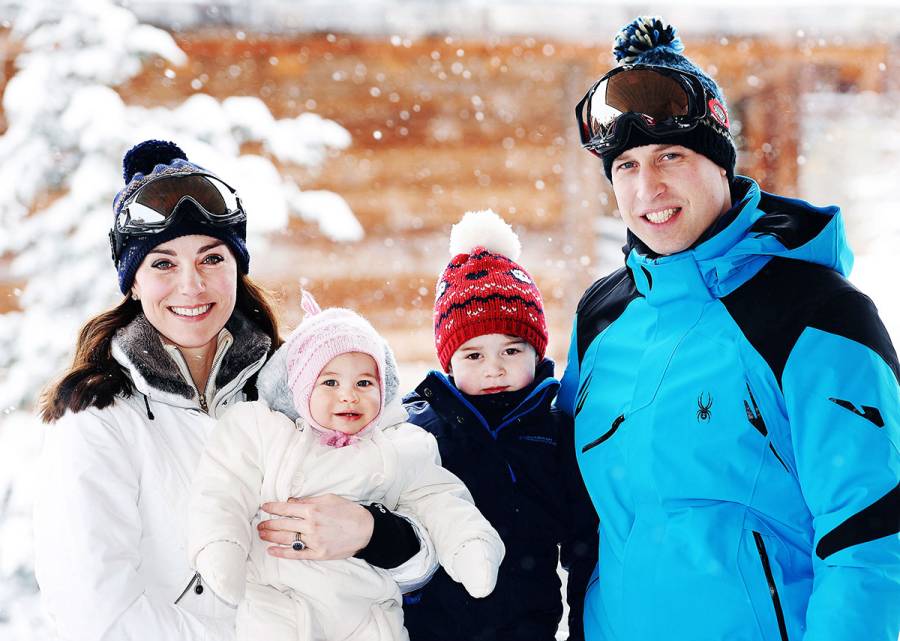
[610,144,732,255]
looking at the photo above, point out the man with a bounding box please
[558,15,900,641]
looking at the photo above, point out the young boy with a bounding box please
[402,210,599,641]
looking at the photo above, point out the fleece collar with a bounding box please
[111,310,271,408]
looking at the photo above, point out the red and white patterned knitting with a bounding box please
[433,210,548,372]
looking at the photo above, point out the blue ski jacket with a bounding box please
[558,177,900,641]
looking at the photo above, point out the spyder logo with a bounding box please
[696,392,713,423]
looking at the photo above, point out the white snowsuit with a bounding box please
[188,399,505,641]
[33,312,438,641]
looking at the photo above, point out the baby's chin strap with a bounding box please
[307,414,381,449]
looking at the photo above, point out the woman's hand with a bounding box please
[257,494,375,560]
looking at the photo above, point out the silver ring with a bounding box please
[291,532,306,551]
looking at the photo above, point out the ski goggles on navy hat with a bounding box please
[110,171,250,293]
[575,64,736,179]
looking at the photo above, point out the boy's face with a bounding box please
[309,352,381,434]
[448,334,538,395]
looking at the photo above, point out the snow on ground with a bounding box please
[0,411,51,640]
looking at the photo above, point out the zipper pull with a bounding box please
[175,572,200,604]
[582,413,625,453]
[199,393,209,413]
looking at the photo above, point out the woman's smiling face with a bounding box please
[130,234,237,356]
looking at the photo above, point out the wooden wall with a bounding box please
[3,29,895,365]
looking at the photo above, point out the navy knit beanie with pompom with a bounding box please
[112,140,250,294]
[601,16,737,180]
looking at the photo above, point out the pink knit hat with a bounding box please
[285,291,387,447]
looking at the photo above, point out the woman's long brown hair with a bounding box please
[39,274,281,423]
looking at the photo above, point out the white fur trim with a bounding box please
[448,209,521,261]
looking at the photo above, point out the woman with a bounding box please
[34,140,430,640]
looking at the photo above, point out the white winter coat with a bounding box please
[188,399,505,641]
[32,313,436,641]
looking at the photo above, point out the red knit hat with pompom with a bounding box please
[433,210,547,372]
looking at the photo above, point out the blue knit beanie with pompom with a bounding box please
[601,16,737,180]
[112,140,250,294]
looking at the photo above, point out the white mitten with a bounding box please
[194,540,248,607]
[446,539,502,598]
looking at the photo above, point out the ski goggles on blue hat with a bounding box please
[109,172,246,265]
[576,64,731,159]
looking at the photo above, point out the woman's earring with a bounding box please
[131,292,139,301]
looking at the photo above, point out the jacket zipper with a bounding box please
[174,571,204,604]
[582,414,625,453]
[744,383,790,474]
[202,334,233,412]
[752,531,789,641]
[164,338,230,415]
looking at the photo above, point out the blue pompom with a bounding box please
[612,16,684,64]
[122,140,188,183]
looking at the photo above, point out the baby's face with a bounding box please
[448,334,538,395]
[309,352,381,434]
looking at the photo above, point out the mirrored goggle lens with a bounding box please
[583,69,697,140]
[117,174,240,229]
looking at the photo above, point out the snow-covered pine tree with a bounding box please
[0,1,358,633]
[0,0,360,412]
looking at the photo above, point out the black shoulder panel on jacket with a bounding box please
[575,266,641,363]
[721,257,900,387]
[750,193,831,250]
[806,278,900,385]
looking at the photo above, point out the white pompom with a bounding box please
[448,209,521,261]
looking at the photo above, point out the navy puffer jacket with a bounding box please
[402,359,598,641]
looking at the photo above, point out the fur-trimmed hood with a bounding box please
[111,310,271,414]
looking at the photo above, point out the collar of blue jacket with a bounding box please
[624,176,853,305]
